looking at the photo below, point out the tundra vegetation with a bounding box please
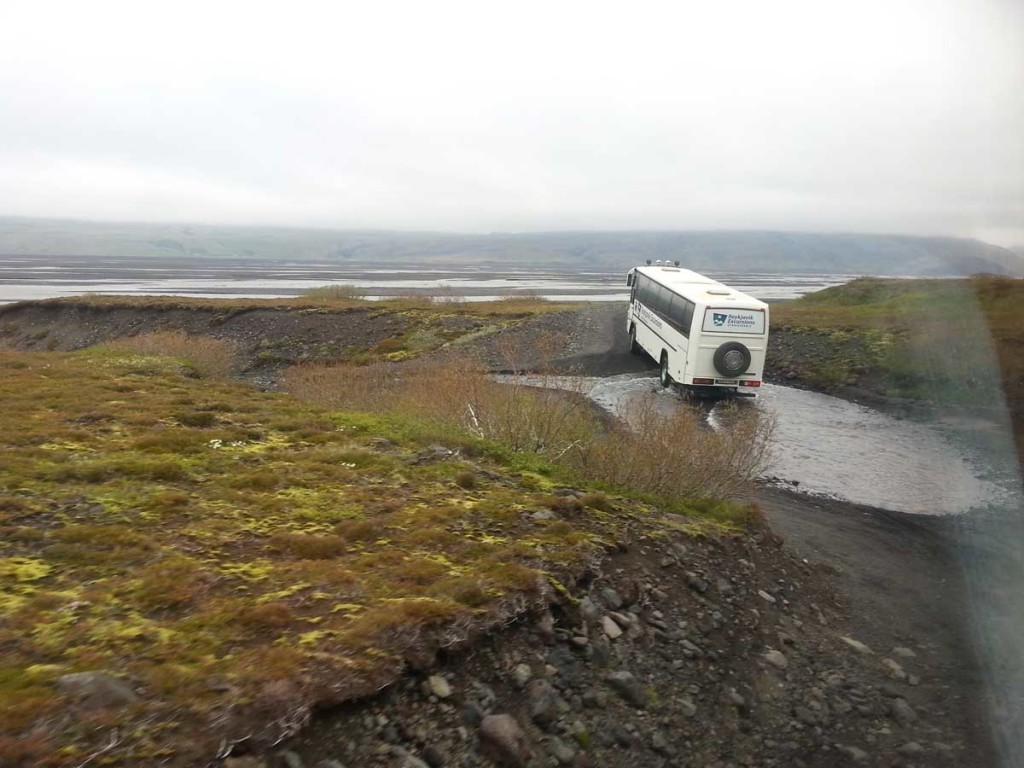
[0,303,773,765]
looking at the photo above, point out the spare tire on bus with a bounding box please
[713,341,751,377]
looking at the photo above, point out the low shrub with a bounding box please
[302,284,366,301]
[572,396,776,501]
[101,331,238,379]
[283,353,601,457]
[268,533,348,559]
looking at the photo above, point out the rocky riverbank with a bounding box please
[260,510,974,768]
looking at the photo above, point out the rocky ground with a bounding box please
[243,508,977,768]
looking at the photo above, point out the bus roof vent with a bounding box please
[707,288,731,295]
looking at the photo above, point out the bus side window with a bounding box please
[655,286,671,317]
[639,277,654,308]
[665,294,683,330]
[681,300,695,334]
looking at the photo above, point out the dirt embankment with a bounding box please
[0,300,407,367]
[274,507,986,768]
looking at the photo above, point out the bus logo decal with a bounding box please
[713,312,728,327]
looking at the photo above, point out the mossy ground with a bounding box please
[0,346,666,766]
[772,276,1023,406]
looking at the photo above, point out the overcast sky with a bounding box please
[1,0,1021,244]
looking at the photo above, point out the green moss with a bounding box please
[0,556,51,582]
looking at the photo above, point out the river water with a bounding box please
[0,255,858,303]
[509,372,1017,516]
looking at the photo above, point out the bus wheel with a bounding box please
[629,325,640,355]
[659,352,673,388]
[713,341,752,377]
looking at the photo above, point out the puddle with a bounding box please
[499,372,1016,515]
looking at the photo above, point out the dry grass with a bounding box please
[284,336,774,502]
[572,397,776,501]
[283,344,602,457]
[302,284,367,301]
[99,331,238,379]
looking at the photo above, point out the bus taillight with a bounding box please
[739,380,761,388]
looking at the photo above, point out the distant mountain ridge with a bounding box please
[1,216,1021,276]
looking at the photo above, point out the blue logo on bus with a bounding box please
[713,313,728,327]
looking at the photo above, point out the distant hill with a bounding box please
[1,216,1021,276]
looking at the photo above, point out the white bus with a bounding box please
[625,262,769,397]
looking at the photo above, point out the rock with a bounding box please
[513,663,532,689]
[582,688,607,708]
[651,730,674,755]
[547,647,585,688]
[276,752,304,768]
[823,673,845,688]
[608,611,633,629]
[527,679,568,729]
[590,635,613,667]
[794,705,818,726]
[426,675,452,699]
[412,445,456,464]
[725,688,746,708]
[836,744,869,763]
[882,658,907,681]
[536,611,556,644]
[893,646,917,659]
[839,636,874,655]
[580,597,601,624]
[679,697,698,717]
[606,721,633,747]
[601,615,623,640]
[225,759,268,768]
[757,589,777,604]
[462,701,485,727]
[908,674,921,687]
[56,671,138,710]
[420,745,444,768]
[763,649,789,670]
[548,737,576,764]
[398,753,430,768]
[896,742,925,755]
[606,671,648,708]
[478,714,533,767]
[601,587,624,610]
[889,697,918,725]
[684,571,709,593]
[680,638,703,658]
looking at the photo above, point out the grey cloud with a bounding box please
[0,0,1021,244]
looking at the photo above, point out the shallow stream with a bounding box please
[504,372,1017,515]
